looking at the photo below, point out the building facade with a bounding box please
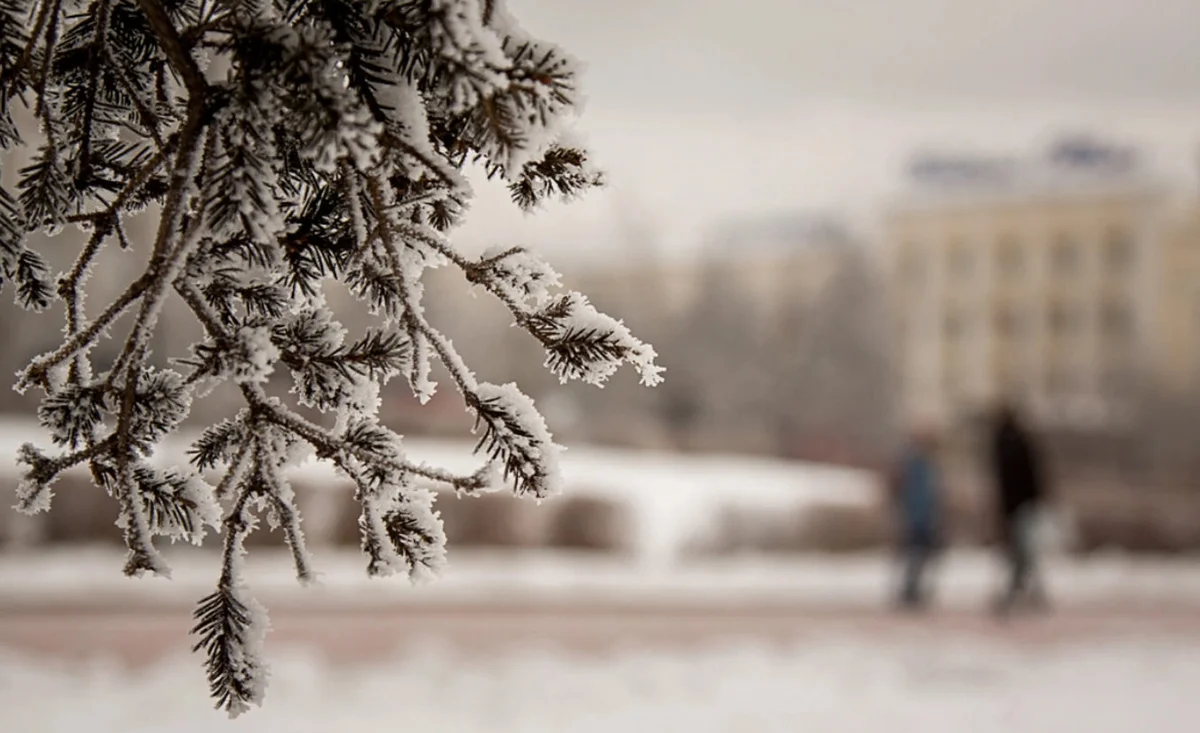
[885,136,1198,431]
[1153,202,1200,395]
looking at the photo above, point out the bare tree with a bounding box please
[764,244,898,465]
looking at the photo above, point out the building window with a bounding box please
[1046,368,1075,395]
[995,369,1026,400]
[1049,302,1084,335]
[948,239,973,279]
[996,235,1022,277]
[995,306,1023,338]
[1105,228,1134,271]
[1101,301,1133,339]
[1052,233,1081,275]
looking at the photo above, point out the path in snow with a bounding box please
[5,548,1200,609]
[2,602,1198,668]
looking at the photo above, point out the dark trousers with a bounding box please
[897,530,937,610]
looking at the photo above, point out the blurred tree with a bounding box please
[765,244,898,466]
[1,0,660,715]
[671,257,770,450]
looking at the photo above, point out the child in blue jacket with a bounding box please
[889,427,945,610]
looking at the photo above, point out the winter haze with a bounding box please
[4,0,1200,729]
[458,0,1200,258]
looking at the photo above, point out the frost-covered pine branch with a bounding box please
[2,0,660,716]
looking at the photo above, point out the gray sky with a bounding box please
[455,0,1200,261]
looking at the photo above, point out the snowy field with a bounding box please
[6,423,1200,732]
[0,419,877,565]
[2,635,1198,733]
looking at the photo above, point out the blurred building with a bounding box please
[563,213,853,313]
[1154,200,1200,394]
[561,211,857,322]
[885,135,1200,431]
[695,213,856,317]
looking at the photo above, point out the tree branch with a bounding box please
[19,270,154,390]
[33,0,61,115]
[1,0,51,92]
[135,0,208,101]
[15,435,118,512]
[106,121,210,386]
[65,137,178,224]
[173,278,492,495]
[104,44,168,150]
[76,0,114,187]
[115,350,168,576]
[365,175,479,394]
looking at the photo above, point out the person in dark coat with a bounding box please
[988,402,1050,614]
[889,425,944,611]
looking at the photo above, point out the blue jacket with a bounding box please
[893,449,941,543]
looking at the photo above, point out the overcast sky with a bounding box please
[455,0,1200,261]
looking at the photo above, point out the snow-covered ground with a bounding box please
[4,547,1200,610]
[0,419,877,565]
[2,634,1197,732]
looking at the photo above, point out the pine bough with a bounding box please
[1,0,661,716]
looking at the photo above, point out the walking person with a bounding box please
[988,402,1050,615]
[888,425,944,611]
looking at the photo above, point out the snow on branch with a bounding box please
[526,291,665,387]
[336,416,448,579]
[458,245,665,387]
[3,0,659,715]
[191,473,271,718]
[469,381,563,498]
